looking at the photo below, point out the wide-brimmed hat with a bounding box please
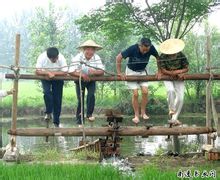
[159,39,185,55]
[78,40,103,51]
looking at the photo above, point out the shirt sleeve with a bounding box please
[0,90,7,97]
[36,53,44,69]
[180,52,189,68]
[68,53,81,73]
[95,55,105,70]
[151,45,159,58]
[121,45,134,59]
[59,54,68,72]
[158,54,167,69]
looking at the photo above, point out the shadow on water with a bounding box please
[1,114,218,157]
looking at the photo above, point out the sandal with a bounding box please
[168,120,182,126]
[169,110,175,116]
[87,116,95,122]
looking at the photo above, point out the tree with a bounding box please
[76,0,218,42]
[0,12,31,70]
[131,0,216,41]
[27,1,80,65]
[183,24,220,109]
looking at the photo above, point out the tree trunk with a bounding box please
[8,126,216,137]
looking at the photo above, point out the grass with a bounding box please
[33,148,100,162]
[0,81,167,108]
[1,147,219,180]
[1,80,220,115]
[70,150,100,161]
[34,148,65,161]
[0,163,131,180]
[0,162,218,180]
[0,81,79,108]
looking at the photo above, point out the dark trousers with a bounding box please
[41,80,64,125]
[75,81,96,124]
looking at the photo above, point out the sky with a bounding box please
[0,0,219,29]
[0,0,105,18]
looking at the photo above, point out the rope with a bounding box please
[208,68,220,136]
[0,56,197,72]
[0,65,13,70]
[80,61,116,76]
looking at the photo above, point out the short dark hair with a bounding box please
[46,47,59,59]
[140,38,151,47]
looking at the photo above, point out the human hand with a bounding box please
[81,73,90,82]
[177,73,185,80]
[88,68,96,75]
[47,72,55,79]
[117,73,126,80]
[156,72,162,80]
[7,89,15,95]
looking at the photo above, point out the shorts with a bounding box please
[125,67,148,89]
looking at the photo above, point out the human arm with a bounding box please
[116,53,126,80]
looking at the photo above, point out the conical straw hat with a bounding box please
[159,39,185,55]
[78,40,103,51]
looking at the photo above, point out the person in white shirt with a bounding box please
[69,40,104,127]
[36,47,68,127]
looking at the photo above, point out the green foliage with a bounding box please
[70,150,100,161]
[137,165,177,180]
[76,3,134,43]
[180,140,200,154]
[28,2,67,65]
[27,1,80,65]
[34,148,64,161]
[0,163,131,180]
[76,0,215,42]
[184,25,220,103]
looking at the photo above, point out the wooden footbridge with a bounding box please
[2,34,220,158]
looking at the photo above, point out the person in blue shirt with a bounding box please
[116,38,159,124]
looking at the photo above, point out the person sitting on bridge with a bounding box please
[157,39,189,126]
[69,40,105,127]
[116,37,160,124]
[35,47,68,128]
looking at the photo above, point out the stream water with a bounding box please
[1,115,219,156]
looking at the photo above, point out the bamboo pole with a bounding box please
[8,126,216,137]
[0,73,2,148]
[5,73,220,81]
[11,34,20,147]
[206,34,212,144]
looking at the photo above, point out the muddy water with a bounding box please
[0,115,218,155]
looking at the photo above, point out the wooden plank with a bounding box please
[11,34,20,147]
[8,126,216,137]
[206,34,212,144]
[70,139,100,152]
[5,73,220,81]
[0,73,2,148]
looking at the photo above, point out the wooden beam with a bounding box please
[5,73,220,81]
[206,33,212,144]
[8,126,216,137]
[11,34,20,148]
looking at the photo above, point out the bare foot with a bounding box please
[142,114,149,120]
[132,116,140,124]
